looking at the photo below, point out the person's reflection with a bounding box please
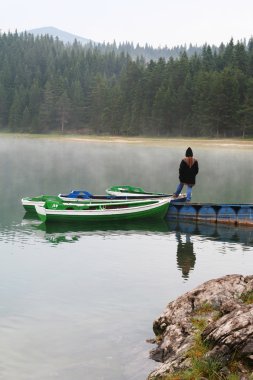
[176,232,196,280]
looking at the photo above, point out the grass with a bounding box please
[240,290,253,304]
[2,132,253,148]
[152,357,223,380]
[194,302,215,314]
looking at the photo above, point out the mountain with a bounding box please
[26,26,94,45]
[25,26,205,61]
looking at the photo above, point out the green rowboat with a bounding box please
[106,185,173,198]
[35,198,171,223]
[22,194,173,213]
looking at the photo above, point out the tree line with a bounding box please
[1,32,253,137]
[87,40,204,61]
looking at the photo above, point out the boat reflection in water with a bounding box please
[21,212,171,245]
[22,212,253,247]
[21,215,253,278]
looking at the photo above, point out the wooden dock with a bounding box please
[167,202,253,226]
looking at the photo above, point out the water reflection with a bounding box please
[176,232,196,280]
[168,220,253,247]
[19,213,253,282]
[21,213,171,244]
[21,213,253,249]
[170,220,253,280]
[19,214,253,284]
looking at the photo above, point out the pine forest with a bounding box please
[1,32,253,137]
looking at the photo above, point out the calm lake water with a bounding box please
[1,135,253,380]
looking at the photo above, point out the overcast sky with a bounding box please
[1,0,253,48]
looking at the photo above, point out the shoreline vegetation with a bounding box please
[1,132,253,148]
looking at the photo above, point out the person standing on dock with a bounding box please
[173,147,199,202]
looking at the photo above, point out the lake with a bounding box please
[0,135,253,380]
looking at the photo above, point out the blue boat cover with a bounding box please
[66,190,93,199]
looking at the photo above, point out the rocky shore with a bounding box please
[147,274,253,379]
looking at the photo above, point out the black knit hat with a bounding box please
[185,147,193,157]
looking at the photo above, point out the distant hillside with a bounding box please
[26,26,94,45]
[25,26,207,60]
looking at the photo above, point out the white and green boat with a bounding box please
[22,193,172,213]
[35,198,172,223]
[106,185,174,198]
[22,190,122,212]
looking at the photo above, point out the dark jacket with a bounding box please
[179,157,199,185]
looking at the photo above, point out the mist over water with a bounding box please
[1,136,253,220]
[0,135,253,380]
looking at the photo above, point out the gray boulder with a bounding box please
[148,274,253,379]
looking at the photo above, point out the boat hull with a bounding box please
[35,199,171,223]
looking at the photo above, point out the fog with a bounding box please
[1,135,253,223]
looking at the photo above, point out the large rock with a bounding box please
[148,274,253,379]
